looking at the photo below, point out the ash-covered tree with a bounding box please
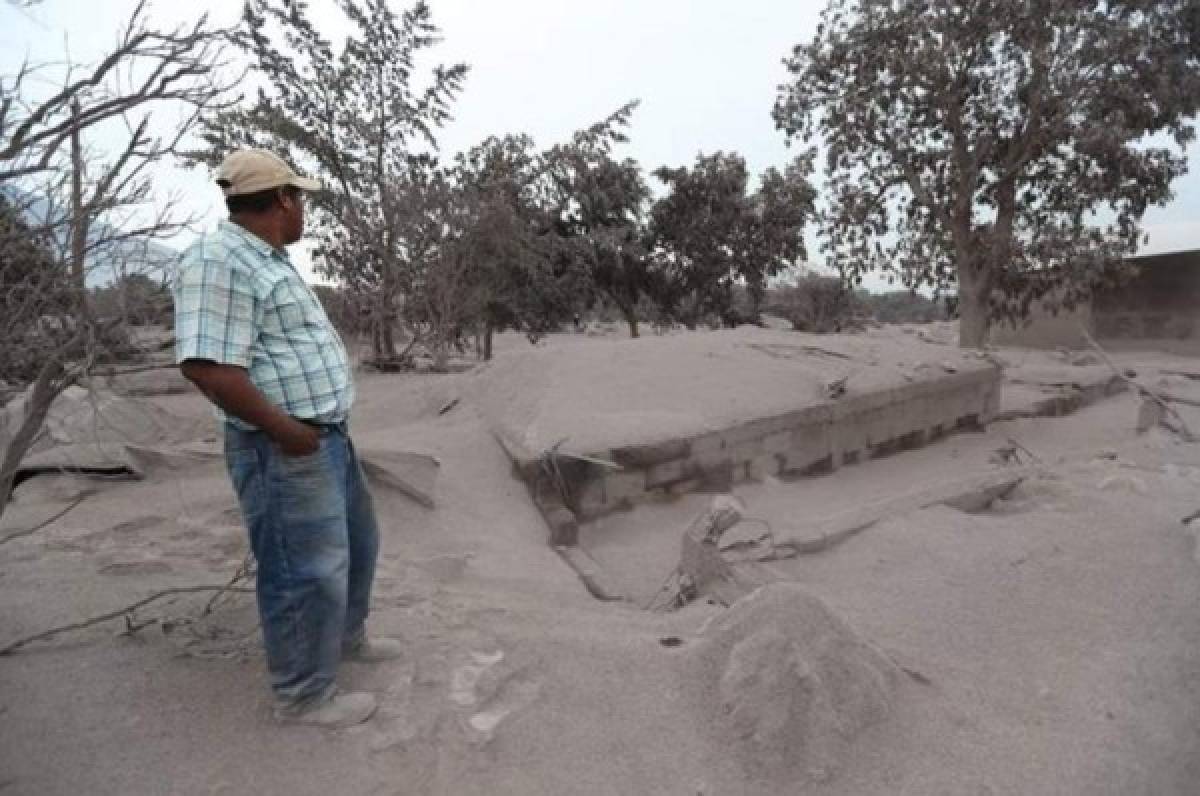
[542,102,662,338]
[0,196,73,386]
[745,154,819,313]
[649,151,814,328]
[90,272,173,326]
[775,0,1200,347]
[1,1,231,515]
[194,0,467,363]
[444,133,585,357]
[762,272,862,333]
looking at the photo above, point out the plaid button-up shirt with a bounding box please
[173,220,354,430]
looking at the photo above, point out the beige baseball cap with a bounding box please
[215,148,323,197]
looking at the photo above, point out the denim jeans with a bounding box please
[224,421,379,710]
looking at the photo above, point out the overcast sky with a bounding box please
[3,0,1198,286]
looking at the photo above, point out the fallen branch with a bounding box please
[543,438,621,470]
[0,585,253,656]
[201,552,254,615]
[0,489,94,546]
[101,361,176,377]
[1079,327,1196,441]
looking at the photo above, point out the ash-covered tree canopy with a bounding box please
[648,151,815,328]
[774,0,1200,347]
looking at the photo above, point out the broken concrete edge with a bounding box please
[358,458,437,510]
[770,466,1039,556]
[581,367,1002,521]
[553,545,626,602]
[494,367,1003,535]
[541,505,578,547]
[995,373,1128,422]
[491,430,541,483]
[14,443,146,487]
[491,429,579,546]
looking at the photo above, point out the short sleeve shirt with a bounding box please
[173,220,354,430]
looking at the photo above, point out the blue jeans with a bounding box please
[224,421,379,710]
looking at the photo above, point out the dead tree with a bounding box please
[0,1,235,518]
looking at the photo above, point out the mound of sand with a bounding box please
[467,326,993,457]
[689,583,899,783]
[0,384,206,458]
[36,386,204,450]
[4,384,213,493]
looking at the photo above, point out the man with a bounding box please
[173,148,401,729]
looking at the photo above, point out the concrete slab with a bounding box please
[997,366,1127,420]
[358,448,440,509]
[473,328,1003,527]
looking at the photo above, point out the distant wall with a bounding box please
[1092,250,1200,355]
[991,300,1092,350]
[991,250,1200,352]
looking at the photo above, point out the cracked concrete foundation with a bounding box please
[498,364,1002,549]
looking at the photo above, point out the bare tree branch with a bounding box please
[0,489,93,546]
[0,585,255,656]
[1,4,235,524]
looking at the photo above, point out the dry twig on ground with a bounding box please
[202,553,255,615]
[0,489,94,546]
[0,585,254,656]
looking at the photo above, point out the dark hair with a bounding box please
[224,185,300,216]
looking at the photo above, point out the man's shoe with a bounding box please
[343,636,404,663]
[276,691,377,729]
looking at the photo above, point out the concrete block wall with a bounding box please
[552,365,1002,522]
[991,249,1200,352]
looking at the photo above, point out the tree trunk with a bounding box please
[620,305,640,338]
[483,322,494,361]
[380,312,396,360]
[370,296,397,363]
[68,100,92,323]
[371,321,386,363]
[0,358,70,519]
[430,340,449,373]
[956,265,990,348]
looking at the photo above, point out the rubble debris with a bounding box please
[647,495,775,610]
[823,376,849,399]
[1137,397,1166,433]
[991,437,1040,466]
[649,470,1033,610]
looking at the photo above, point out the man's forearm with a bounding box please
[179,360,298,440]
